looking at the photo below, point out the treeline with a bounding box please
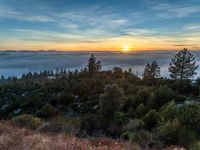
[0,48,200,149]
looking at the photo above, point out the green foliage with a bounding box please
[87,54,101,76]
[99,84,124,119]
[178,104,200,130]
[112,67,123,79]
[143,61,160,80]
[169,48,198,80]
[11,114,43,129]
[142,109,160,130]
[157,119,181,145]
[135,103,147,118]
[114,112,128,125]
[124,119,144,132]
[59,93,74,105]
[37,103,57,118]
[38,116,81,134]
[1,52,200,148]
[190,141,200,150]
[120,131,132,140]
[158,118,198,147]
[131,130,158,149]
[159,101,177,122]
[149,86,175,109]
[134,88,150,105]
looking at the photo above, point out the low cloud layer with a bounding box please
[1,51,200,78]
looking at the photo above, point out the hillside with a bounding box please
[0,122,186,150]
[0,50,200,149]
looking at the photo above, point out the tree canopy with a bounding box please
[169,48,198,81]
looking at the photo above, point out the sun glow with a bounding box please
[122,45,130,52]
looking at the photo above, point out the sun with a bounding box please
[122,45,130,52]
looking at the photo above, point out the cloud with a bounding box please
[0,6,54,22]
[183,24,200,31]
[173,44,193,47]
[143,0,200,19]
[123,29,156,36]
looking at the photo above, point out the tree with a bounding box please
[142,109,160,130]
[99,84,124,119]
[87,54,102,76]
[112,67,123,79]
[169,48,198,81]
[151,61,161,78]
[143,61,160,79]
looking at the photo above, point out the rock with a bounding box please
[13,108,21,114]
[93,105,98,110]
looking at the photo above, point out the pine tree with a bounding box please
[169,48,198,81]
[99,84,124,119]
[143,61,160,79]
[87,54,102,76]
[143,63,151,79]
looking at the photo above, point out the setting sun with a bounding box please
[122,45,130,52]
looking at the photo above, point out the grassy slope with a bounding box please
[0,122,136,150]
[0,122,186,150]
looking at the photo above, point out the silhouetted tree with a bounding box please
[87,54,102,76]
[113,67,123,79]
[169,48,198,81]
[143,61,160,79]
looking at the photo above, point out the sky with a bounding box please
[0,0,200,51]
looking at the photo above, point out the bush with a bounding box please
[99,84,124,119]
[37,116,81,135]
[135,89,149,105]
[178,104,200,130]
[142,109,160,130]
[131,130,159,149]
[120,131,131,140]
[159,101,177,122]
[37,103,57,118]
[114,112,129,125]
[59,93,74,105]
[135,103,147,118]
[11,114,43,129]
[157,119,181,145]
[149,86,175,109]
[158,119,198,147]
[190,141,200,150]
[124,119,144,132]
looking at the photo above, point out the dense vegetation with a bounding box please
[1,49,200,149]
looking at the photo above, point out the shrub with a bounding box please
[149,86,175,109]
[135,103,147,118]
[120,131,131,140]
[131,130,159,149]
[142,109,160,130]
[37,103,57,118]
[124,119,144,132]
[159,101,177,122]
[178,104,200,130]
[157,119,180,145]
[114,112,128,125]
[38,115,81,135]
[59,93,74,105]
[190,141,200,150]
[135,89,149,105]
[11,114,43,129]
[99,84,124,119]
[158,119,198,147]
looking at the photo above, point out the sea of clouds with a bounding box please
[0,51,200,78]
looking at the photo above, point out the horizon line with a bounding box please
[1,49,200,53]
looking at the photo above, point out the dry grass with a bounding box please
[0,122,186,150]
[0,122,131,150]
